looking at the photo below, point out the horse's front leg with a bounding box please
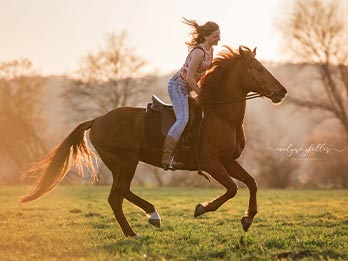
[224,160,258,231]
[194,159,238,217]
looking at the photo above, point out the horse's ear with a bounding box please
[252,47,257,57]
[239,46,246,56]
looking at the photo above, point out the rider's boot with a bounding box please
[161,135,185,170]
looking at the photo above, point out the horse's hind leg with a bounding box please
[114,152,161,228]
[194,159,238,217]
[224,160,258,232]
[100,151,137,237]
[122,190,161,228]
[101,151,160,237]
[108,185,136,237]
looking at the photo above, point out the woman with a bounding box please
[162,18,220,170]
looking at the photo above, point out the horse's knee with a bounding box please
[232,150,242,160]
[235,145,246,158]
[108,191,122,210]
[226,184,238,198]
[108,195,114,206]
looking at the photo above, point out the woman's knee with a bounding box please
[178,114,189,125]
[175,115,189,131]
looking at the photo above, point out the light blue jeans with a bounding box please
[167,74,190,142]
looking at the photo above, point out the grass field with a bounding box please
[0,186,347,260]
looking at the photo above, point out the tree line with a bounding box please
[1,0,347,188]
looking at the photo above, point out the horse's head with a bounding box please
[199,46,287,106]
[239,46,287,103]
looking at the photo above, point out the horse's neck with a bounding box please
[219,73,247,103]
[230,71,247,100]
[213,101,246,128]
[209,71,246,124]
[229,102,246,126]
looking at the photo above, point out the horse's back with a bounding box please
[89,106,146,152]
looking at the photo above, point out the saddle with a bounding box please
[142,95,202,170]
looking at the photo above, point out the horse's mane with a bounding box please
[199,46,249,105]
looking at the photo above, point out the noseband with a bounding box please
[246,66,274,99]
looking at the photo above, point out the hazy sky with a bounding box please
[0,0,287,76]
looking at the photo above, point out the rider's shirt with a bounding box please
[177,44,213,87]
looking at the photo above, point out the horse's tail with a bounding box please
[20,119,97,203]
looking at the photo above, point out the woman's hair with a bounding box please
[182,18,219,49]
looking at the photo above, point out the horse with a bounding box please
[20,46,287,237]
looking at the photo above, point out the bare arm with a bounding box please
[185,49,204,95]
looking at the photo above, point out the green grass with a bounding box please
[0,186,347,260]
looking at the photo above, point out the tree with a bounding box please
[62,32,163,185]
[242,111,300,188]
[0,59,46,184]
[62,31,158,122]
[255,153,299,188]
[276,0,348,137]
[305,131,348,188]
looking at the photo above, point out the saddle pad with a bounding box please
[144,103,174,147]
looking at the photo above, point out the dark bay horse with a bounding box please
[21,46,287,237]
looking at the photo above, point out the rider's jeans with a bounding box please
[167,74,189,142]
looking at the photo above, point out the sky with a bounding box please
[0,0,288,76]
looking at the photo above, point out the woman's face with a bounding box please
[205,29,220,46]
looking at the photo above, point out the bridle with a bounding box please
[205,60,274,106]
[246,65,274,99]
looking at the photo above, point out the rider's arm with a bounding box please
[185,49,204,95]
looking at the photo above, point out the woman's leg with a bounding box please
[162,76,189,169]
[167,76,189,141]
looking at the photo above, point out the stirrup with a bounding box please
[168,157,185,171]
[168,158,176,171]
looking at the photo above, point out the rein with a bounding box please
[211,92,263,105]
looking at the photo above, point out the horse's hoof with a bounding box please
[194,204,205,217]
[241,216,252,232]
[148,219,161,228]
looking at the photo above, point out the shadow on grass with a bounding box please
[102,235,163,259]
[275,249,346,260]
